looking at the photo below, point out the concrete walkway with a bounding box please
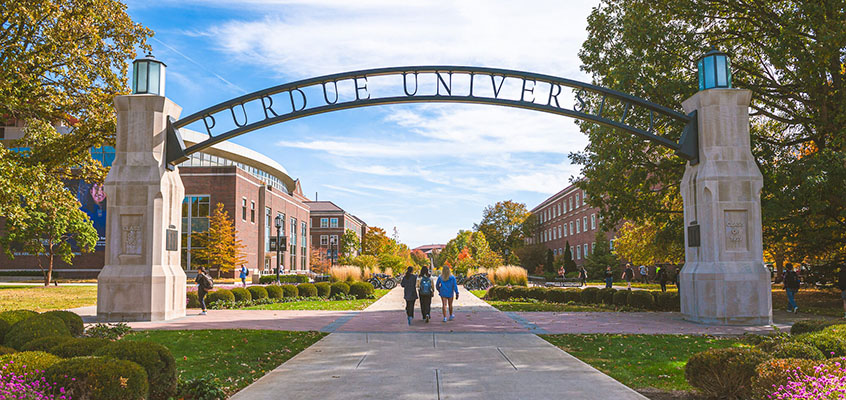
[231,286,647,400]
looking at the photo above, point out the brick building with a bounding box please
[529,181,617,267]
[305,201,366,264]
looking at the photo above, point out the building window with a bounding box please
[557,204,561,216]
[320,218,328,228]
[570,246,574,259]
[320,235,329,245]
[330,218,339,228]
[558,225,562,238]
[562,224,567,237]
[569,222,573,236]
[265,207,272,252]
[181,195,210,270]
[591,214,596,230]
[576,245,581,260]
[290,218,297,248]
[583,190,588,205]
[575,193,580,208]
[301,221,307,266]
[250,201,255,223]
[583,243,588,257]
[241,198,247,221]
[569,197,573,211]
[576,220,580,234]
[609,239,615,250]
[277,212,285,237]
[583,216,588,231]
[558,248,562,255]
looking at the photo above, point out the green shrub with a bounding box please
[487,286,512,301]
[684,347,769,399]
[0,310,38,326]
[349,282,374,299]
[823,324,846,336]
[0,319,9,345]
[330,282,350,298]
[20,336,73,353]
[510,286,530,299]
[597,288,617,305]
[562,289,581,303]
[265,285,284,299]
[230,287,252,302]
[579,287,600,304]
[0,351,61,375]
[790,319,846,335]
[613,290,629,306]
[282,284,299,298]
[752,358,822,399]
[96,340,177,400]
[0,346,15,355]
[247,286,268,300]
[205,289,235,305]
[315,282,331,298]
[260,275,310,284]
[4,314,71,350]
[546,288,568,303]
[527,287,547,301]
[187,292,201,308]
[51,337,110,358]
[795,331,846,358]
[297,283,318,297]
[45,356,149,400]
[177,376,226,400]
[655,292,680,311]
[627,291,656,309]
[84,323,132,340]
[42,310,84,337]
[770,341,825,361]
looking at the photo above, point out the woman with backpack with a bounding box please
[195,266,213,315]
[400,266,418,325]
[418,266,434,323]
[436,265,459,322]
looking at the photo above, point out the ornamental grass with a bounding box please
[328,266,362,283]
[768,358,846,399]
[490,265,528,286]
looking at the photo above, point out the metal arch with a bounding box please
[166,66,698,167]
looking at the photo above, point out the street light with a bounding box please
[697,47,732,91]
[274,215,284,283]
[131,53,166,95]
[329,236,337,267]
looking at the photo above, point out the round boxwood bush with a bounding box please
[42,310,84,337]
[5,314,71,350]
[0,346,15,355]
[612,290,629,306]
[281,284,299,298]
[315,282,331,298]
[51,337,111,358]
[0,351,61,375]
[684,347,769,399]
[297,283,318,297]
[790,319,845,335]
[579,287,600,304]
[0,310,38,326]
[796,331,846,358]
[96,340,177,400]
[510,286,530,299]
[330,282,350,298]
[527,287,547,301]
[45,356,149,400]
[545,288,567,303]
[20,336,73,353]
[186,291,201,308]
[597,288,617,305]
[562,289,581,303]
[205,289,235,305]
[349,282,374,299]
[266,284,284,299]
[752,358,822,399]
[770,341,825,361]
[627,290,656,309]
[247,286,268,300]
[655,292,680,311]
[0,319,10,345]
[230,287,252,302]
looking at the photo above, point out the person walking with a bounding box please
[436,265,459,322]
[579,266,588,287]
[657,266,668,292]
[622,263,634,290]
[195,267,213,315]
[239,265,249,287]
[418,266,434,323]
[838,265,846,319]
[639,264,649,284]
[604,266,614,289]
[400,266,418,325]
[783,263,800,313]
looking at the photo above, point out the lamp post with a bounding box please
[274,215,282,283]
[131,53,166,95]
[697,47,732,91]
[329,236,337,267]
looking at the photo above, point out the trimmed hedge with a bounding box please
[315,282,331,298]
[597,288,616,305]
[42,310,84,337]
[45,356,149,400]
[0,319,10,345]
[51,337,111,358]
[266,285,284,299]
[612,290,629,306]
[510,286,530,299]
[5,314,71,350]
[527,287,547,301]
[297,283,318,297]
[0,310,38,326]
[247,286,268,300]
[281,284,299,298]
[579,287,600,304]
[231,287,252,302]
[187,292,201,308]
[330,282,350,298]
[655,292,680,311]
[627,291,655,309]
[478,286,681,312]
[349,282,374,299]
[21,336,73,353]
[796,331,846,357]
[96,340,177,400]
[486,286,512,301]
[562,289,581,303]
[684,347,769,400]
[205,289,235,305]
[770,341,825,361]
[790,319,846,335]
[259,274,310,284]
[0,351,61,375]
[546,288,567,303]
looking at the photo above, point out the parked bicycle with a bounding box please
[463,273,492,290]
[368,273,398,289]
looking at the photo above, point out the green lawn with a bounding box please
[541,334,743,391]
[244,289,390,311]
[0,285,97,312]
[124,329,326,395]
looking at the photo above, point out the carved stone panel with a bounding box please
[120,214,143,256]
[724,210,747,251]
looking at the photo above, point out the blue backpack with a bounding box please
[420,277,433,295]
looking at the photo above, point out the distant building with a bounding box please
[304,201,366,264]
[412,244,445,257]
[529,181,617,267]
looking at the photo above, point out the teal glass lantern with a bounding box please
[132,53,166,95]
[697,48,731,91]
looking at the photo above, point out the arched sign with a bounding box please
[165,66,698,167]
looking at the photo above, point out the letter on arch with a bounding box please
[289,88,307,112]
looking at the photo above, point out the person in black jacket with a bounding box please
[400,266,418,325]
[783,263,800,313]
[838,265,846,319]
[657,266,668,292]
[194,267,212,315]
[418,267,434,323]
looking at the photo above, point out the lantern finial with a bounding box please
[132,53,167,95]
[697,46,731,91]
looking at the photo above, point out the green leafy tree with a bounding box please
[361,227,391,256]
[410,249,429,269]
[545,249,555,275]
[192,203,247,278]
[613,221,683,266]
[473,200,532,257]
[562,242,576,272]
[340,228,361,258]
[584,231,619,279]
[441,230,502,270]
[513,243,547,273]
[377,253,404,273]
[351,254,378,270]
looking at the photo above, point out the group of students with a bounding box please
[400,265,460,324]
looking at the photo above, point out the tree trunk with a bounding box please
[46,251,54,287]
[774,253,784,284]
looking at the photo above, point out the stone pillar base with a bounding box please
[680,261,772,326]
[97,264,186,322]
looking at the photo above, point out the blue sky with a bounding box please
[125,0,596,248]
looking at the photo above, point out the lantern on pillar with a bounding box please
[132,53,166,95]
[697,47,731,91]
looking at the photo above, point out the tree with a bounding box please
[0,178,96,286]
[351,254,378,270]
[575,0,846,268]
[362,227,392,256]
[410,249,429,269]
[562,242,576,272]
[545,250,555,275]
[514,243,547,272]
[192,203,247,278]
[584,231,620,279]
[474,200,531,257]
[310,248,330,274]
[441,230,501,270]
[613,221,683,267]
[377,253,404,273]
[340,228,360,258]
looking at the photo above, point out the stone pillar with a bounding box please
[97,95,186,321]
[679,89,772,325]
